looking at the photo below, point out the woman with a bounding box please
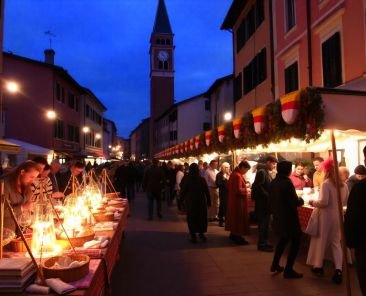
[175,164,185,211]
[180,163,211,243]
[307,158,349,284]
[290,162,312,189]
[3,161,40,233]
[225,160,251,245]
[216,162,230,227]
[269,161,304,279]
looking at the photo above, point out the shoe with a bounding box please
[311,267,324,276]
[218,221,224,227]
[270,265,284,273]
[198,233,207,242]
[283,269,303,279]
[332,269,342,284]
[258,245,274,252]
[190,234,197,244]
[233,236,249,245]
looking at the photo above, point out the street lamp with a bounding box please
[0,81,19,138]
[46,110,57,120]
[224,112,232,122]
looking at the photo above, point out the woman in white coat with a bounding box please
[306,158,348,284]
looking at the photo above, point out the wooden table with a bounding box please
[2,201,129,295]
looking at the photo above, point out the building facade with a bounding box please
[130,118,150,160]
[274,0,366,96]
[222,0,274,118]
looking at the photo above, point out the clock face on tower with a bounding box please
[157,50,169,61]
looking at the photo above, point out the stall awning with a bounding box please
[0,139,21,152]
[4,138,52,156]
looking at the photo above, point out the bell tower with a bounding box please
[149,0,174,157]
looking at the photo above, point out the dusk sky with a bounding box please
[4,0,233,137]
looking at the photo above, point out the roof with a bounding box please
[221,0,248,30]
[206,74,233,96]
[0,139,20,152]
[3,52,85,93]
[82,87,107,111]
[129,117,150,136]
[152,0,173,34]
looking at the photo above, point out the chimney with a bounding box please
[44,49,55,65]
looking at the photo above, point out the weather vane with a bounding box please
[44,30,56,49]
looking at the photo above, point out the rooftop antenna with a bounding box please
[44,30,56,49]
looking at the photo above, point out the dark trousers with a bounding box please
[257,214,270,247]
[147,192,162,218]
[355,241,366,296]
[126,183,135,202]
[218,195,227,223]
[271,235,301,271]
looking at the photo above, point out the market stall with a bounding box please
[0,169,129,295]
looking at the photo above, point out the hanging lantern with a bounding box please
[252,106,266,134]
[195,135,200,149]
[233,118,242,139]
[205,130,212,146]
[31,200,61,257]
[280,90,300,124]
[189,138,194,150]
[217,125,225,143]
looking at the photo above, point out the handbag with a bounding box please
[305,208,319,237]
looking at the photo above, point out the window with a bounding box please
[156,39,161,44]
[322,32,342,87]
[234,73,243,102]
[236,1,265,53]
[54,119,64,139]
[61,87,65,103]
[56,83,61,101]
[255,0,264,27]
[285,62,299,93]
[286,0,296,31]
[243,48,267,94]
[75,96,79,112]
[85,104,90,117]
[204,100,210,111]
[68,93,75,109]
[67,125,79,143]
[169,130,177,141]
[166,39,171,45]
[163,61,168,70]
[169,110,177,122]
[203,122,211,131]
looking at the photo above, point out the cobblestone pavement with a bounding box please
[110,192,362,296]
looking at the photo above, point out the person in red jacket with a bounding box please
[225,161,251,245]
[290,162,312,190]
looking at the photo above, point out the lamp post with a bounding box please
[46,110,57,160]
[0,81,19,138]
[82,126,90,157]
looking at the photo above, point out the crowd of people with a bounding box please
[1,147,365,295]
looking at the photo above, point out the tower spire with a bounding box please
[152,0,172,34]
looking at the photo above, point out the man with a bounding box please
[216,162,230,227]
[204,159,219,221]
[143,159,165,220]
[312,157,324,189]
[225,161,251,245]
[58,161,85,196]
[346,164,366,192]
[344,146,366,295]
[252,155,278,252]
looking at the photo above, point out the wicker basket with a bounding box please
[57,229,95,247]
[104,192,120,199]
[93,212,114,222]
[42,254,90,282]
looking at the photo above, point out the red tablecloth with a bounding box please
[297,206,313,232]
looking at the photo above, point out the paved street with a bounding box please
[110,192,362,296]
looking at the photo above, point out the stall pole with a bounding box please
[331,129,352,296]
[0,181,4,258]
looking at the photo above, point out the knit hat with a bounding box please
[322,158,334,173]
[354,165,366,175]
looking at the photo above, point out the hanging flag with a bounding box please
[252,106,266,134]
[195,135,200,149]
[233,118,242,139]
[280,90,300,124]
[218,125,225,143]
[205,130,212,146]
